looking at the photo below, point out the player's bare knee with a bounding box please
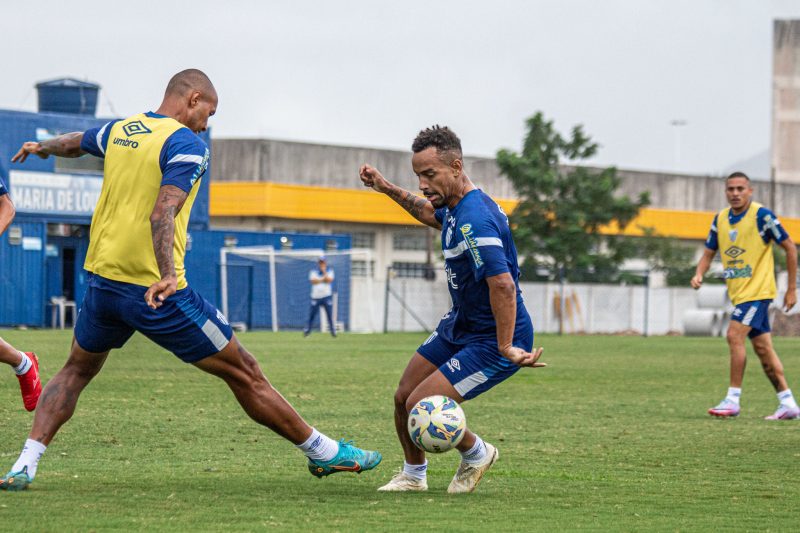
[63,358,103,382]
[404,395,420,414]
[726,329,744,347]
[393,388,409,410]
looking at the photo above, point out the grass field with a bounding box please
[1,330,799,531]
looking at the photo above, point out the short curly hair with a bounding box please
[411,125,462,163]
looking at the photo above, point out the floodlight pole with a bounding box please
[643,269,651,338]
[383,266,391,333]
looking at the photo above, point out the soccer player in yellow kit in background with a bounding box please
[692,172,800,420]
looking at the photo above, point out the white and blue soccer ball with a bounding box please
[407,395,466,453]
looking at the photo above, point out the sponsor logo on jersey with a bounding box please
[216,309,229,325]
[723,265,752,279]
[122,120,152,137]
[460,223,483,268]
[723,245,745,259]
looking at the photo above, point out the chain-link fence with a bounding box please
[354,270,699,335]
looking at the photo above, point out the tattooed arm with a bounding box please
[359,163,441,230]
[11,132,86,162]
[144,185,189,309]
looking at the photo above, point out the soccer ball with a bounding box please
[407,395,466,453]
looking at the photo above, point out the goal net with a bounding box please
[219,247,377,332]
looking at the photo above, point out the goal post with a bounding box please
[220,246,378,333]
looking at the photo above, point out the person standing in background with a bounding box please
[304,255,337,337]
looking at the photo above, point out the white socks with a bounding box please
[13,352,32,376]
[296,428,339,462]
[778,389,799,410]
[11,439,46,479]
[726,387,742,405]
[403,460,428,480]
[460,435,488,465]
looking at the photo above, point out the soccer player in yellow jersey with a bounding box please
[0,176,41,411]
[692,172,799,420]
[0,69,380,491]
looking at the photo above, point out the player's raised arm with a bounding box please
[11,132,86,163]
[144,185,189,309]
[359,164,441,230]
[486,272,546,368]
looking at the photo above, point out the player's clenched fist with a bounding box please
[690,274,703,289]
[359,164,392,193]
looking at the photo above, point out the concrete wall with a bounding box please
[212,138,800,217]
[773,20,800,184]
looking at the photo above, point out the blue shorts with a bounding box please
[416,323,533,400]
[730,299,772,338]
[75,274,233,362]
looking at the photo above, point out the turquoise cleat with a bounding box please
[0,467,32,491]
[307,440,382,478]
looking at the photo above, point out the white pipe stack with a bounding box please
[683,286,730,336]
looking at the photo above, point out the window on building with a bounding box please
[392,262,434,279]
[351,231,376,249]
[351,260,376,278]
[392,231,427,251]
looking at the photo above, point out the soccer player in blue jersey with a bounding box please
[0,176,41,412]
[692,172,799,420]
[1,69,380,491]
[359,126,545,493]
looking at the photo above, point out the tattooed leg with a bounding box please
[29,340,109,445]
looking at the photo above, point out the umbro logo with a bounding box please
[445,358,461,373]
[724,246,745,259]
[122,120,152,137]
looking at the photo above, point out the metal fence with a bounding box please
[351,276,698,335]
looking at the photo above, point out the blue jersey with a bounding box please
[705,204,788,251]
[0,175,8,197]
[434,189,530,343]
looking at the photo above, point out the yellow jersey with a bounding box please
[81,112,209,289]
[715,202,779,305]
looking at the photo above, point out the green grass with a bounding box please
[1,330,799,531]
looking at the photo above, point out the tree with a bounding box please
[496,112,650,281]
[637,228,712,287]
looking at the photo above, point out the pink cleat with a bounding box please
[708,399,740,418]
[764,405,800,420]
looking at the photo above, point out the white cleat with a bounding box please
[765,405,800,420]
[377,471,428,492]
[447,442,499,494]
